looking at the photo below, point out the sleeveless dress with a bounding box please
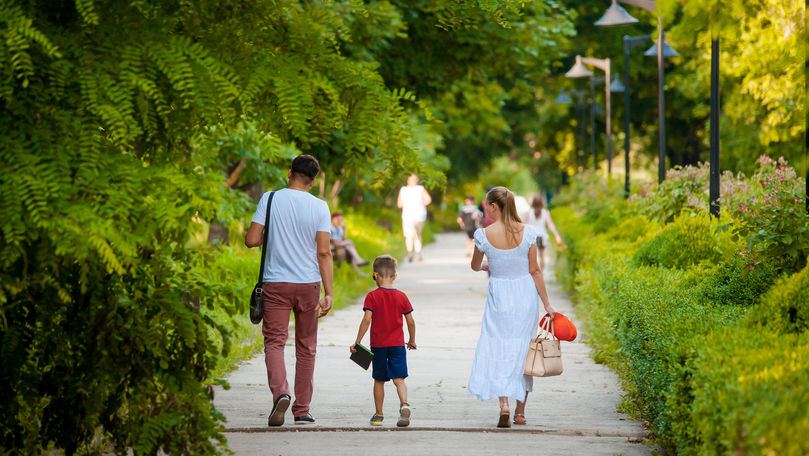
[468,225,540,401]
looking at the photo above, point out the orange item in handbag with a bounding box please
[540,313,577,342]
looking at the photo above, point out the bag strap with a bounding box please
[257,191,275,283]
[538,315,557,341]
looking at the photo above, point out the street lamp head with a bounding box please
[595,0,639,26]
[565,55,594,78]
[553,91,574,104]
[610,74,625,92]
[644,38,679,57]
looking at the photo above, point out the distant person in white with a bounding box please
[525,195,563,270]
[397,174,432,262]
[245,154,333,427]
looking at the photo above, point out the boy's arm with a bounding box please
[404,313,416,349]
[350,310,373,352]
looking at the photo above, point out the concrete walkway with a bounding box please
[214,233,658,455]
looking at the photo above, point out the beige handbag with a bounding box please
[524,317,563,377]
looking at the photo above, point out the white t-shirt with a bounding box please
[526,208,550,239]
[400,185,427,222]
[251,188,331,283]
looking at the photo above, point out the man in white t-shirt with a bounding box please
[245,154,333,427]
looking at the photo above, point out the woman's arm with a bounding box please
[545,209,563,244]
[528,244,555,318]
[421,188,432,206]
[470,246,488,271]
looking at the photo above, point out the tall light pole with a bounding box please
[595,0,677,184]
[566,56,613,175]
[618,35,651,197]
[553,89,588,170]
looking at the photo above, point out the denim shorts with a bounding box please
[370,346,408,382]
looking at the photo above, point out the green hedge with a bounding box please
[553,160,809,455]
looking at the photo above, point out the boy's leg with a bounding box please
[291,283,321,418]
[262,283,294,401]
[391,377,408,405]
[393,378,411,427]
[373,381,385,415]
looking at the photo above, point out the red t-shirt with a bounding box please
[363,287,413,347]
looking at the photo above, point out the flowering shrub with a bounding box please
[727,155,809,272]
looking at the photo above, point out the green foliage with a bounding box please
[749,266,809,335]
[729,155,809,273]
[632,214,735,269]
[698,249,778,307]
[688,327,809,456]
[1,0,530,453]
[553,171,809,455]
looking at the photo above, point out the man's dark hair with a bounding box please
[373,254,397,278]
[290,154,320,184]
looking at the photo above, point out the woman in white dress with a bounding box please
[525,195,563,270]
[397,174,432,262]
[469,186,557,428]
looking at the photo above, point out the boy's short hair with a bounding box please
[465,195,476,202]
[290,154,320,183]
[373,255,398,278]
[331,211,343,219]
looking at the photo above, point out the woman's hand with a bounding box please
[544,304,556,320]
[481,262,489,272]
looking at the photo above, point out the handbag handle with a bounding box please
[538,315,557,341]
[257,192,276,283]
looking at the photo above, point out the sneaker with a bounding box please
[294,413,315,425]
[370,414,384,426]
[397,403,411,427]
[268,394,290,426]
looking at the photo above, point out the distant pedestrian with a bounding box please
[350,255,417,427]
[469,186,557,428]
[330,211,370,276]
[526,196,563,270]
[478,185,495,228]
[457,195,483,256]
[244,154,333,427]
[397,174,431,262]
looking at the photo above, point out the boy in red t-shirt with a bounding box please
[350,254,417,427]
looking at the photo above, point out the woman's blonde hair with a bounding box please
[531,195,546,218]
[486,186,523,246]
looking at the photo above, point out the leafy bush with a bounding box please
[699,248,778,307]
[728,155,809,273]
[688,328,809,456]
[632,214,736,269]
[554,168,809,455]
[749,265,809,334]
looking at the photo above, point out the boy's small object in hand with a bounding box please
[350,343,374,370]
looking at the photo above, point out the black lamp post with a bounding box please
[618,35,652,197]
[554,89,588,171]
[595,0,678,185]
[567,56,613,175]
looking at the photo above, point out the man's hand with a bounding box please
[350,343,358,353]
[318,295,333,318]
[407,340,417,350]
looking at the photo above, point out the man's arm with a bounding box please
[404,313,416,349]
[245,222,264,248]
[421,188,432,206]
[316,231,334,317]
[396,187,404,209]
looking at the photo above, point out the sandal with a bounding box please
[497,410,511,428]
[513,413,526,425]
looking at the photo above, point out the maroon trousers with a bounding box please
[262,282,321,417]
